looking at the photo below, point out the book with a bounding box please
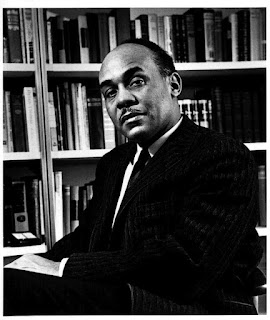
[46,18,53,64]
[24,177,41,239]
[210,86,224,134]
[56,15,66,63]
[203,9,215,62]
[63,19,72,63]
[86,13,100,62]
[70,83,80,150]
[11,181,29,233]
[4,91,14,152]
[10,91,28,152]
[3,98,8,152]
[86,88,105,149]
[184,9,196,62]
[23,8,34,63]
[62,82,75,150]
[19,8,27,63]
[134,19,142,39]
[172,15,182,63]
[23,87,40,153]
[48,91,58,151]
[81,84,91,150]
[237,9,250,61]
[3,10,9,63]
[257,165,266,227]
[240,90,253,142]
[108,14,117,51]
[136,14,149,40]
[251,89,262,142]
[69,18,81,63]
[163,15,174,60]
[157,16,165,49]
[53,85,64,150]
[101,95,116,149]
[98,13,110,61]
[148,14,158,44]
[114,8,131,45]
[214,11,223,62]
[250,8,261,61]
[78,15,90,63]
[54,171,64,242]
[229,13,239,62]
[230,90,242,141]
[4,8,23,63]
[193,8,206,62]
[222,16,232,61]
[38,179,45,239]
[63,185,71,235]
[70,185,79,232]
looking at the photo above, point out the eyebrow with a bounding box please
[99,66,144,90]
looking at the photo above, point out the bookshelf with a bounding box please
[2,6,267,314]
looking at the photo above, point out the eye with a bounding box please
[129,77,145,88]
[104,88,117,99]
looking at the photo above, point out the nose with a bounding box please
[116,85,136,109]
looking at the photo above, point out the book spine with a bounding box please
[194,9,205,62]
[237,9,251,61]
[46,19,54,64]
[98,13,110,61]
[70,185,79,232]
[54,171,63,242]
[25,177,41,239]
[240,90,253,142]
[63,184,71,235]
[86,13,100,63]
[4,91,14,152]
[198,99,209,128]
[211,86,224,133]
[222,17,232,61]
[259,9,266,60]
[76,83,88,150]
[38,179,45,238]
[10,91,27,152]
[48,91,58,151]
[11,181,29,232]
[214,11,223,62]
[115,8,131,45]
[70,83,80,150]
[5,8,23,63]
[56,16,66,63]
[180,15,188,62]
[81,84,91,149]
[157,16,165,49]
[63,82,74,150]
[230,90,243,141]
[108,15,117,51]
[230,13,239,62]
[135,19,142,38]
[23,87,40,153]
[19,8,27,63]
[257,165,266,227]
[69,18,81,63]
[184,11,196,62]
[250,8,261,61]
[148,14,158,44]
[172,15,182,63]
[23,8,34,63]
[3,96,8,152]
[53,85,64,150]
[251,89,262,142]
[101,95,116,149]
[203,10,215,62]
[78,15,90,63]
[138,15,149,40]
[164,16,174,60]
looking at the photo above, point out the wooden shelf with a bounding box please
[45,61,266,79]
[52,149,110,160]
[3,151,41,161]
[3,243,47,257]
[3,63,36,77]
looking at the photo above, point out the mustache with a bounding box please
[119,107,143,123]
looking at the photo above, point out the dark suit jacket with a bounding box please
[43,116,263,314]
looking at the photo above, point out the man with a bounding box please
[4,38,264,315]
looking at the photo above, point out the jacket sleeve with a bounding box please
[60,139,262,302]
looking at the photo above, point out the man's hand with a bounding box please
[4,254,61,277]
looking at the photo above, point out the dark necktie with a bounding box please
[127,148,151,188]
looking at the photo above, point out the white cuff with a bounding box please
[59,258,69,277]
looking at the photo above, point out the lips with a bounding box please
[120,111,145,124]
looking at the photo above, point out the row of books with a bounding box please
[133,8,266,63]
[45,9,130,64]
[4,176,45,247]
[3,87,40,153]
[52,171,93,242]
[181,86,265,143]
[48,81,126,152]
[3,8,35,63]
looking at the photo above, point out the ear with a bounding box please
[169,72,182,97]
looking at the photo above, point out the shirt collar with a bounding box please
[133,116,183,161]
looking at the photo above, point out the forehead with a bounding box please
[99,44,157,84]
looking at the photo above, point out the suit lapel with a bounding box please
[114,116,199,226]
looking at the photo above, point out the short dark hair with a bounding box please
[120,38,176,78]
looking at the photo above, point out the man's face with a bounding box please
[99,44,180,146]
